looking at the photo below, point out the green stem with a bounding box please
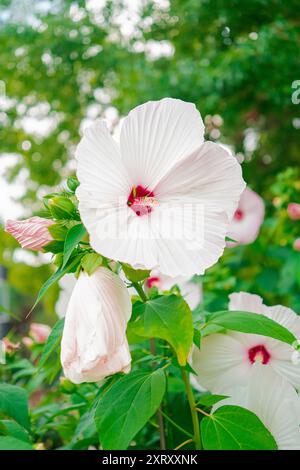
[131,281,148,302]
[161,411,193,438]
[180,367,202,450]
[131,280,166,450]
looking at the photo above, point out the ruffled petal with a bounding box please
[190,334,251,394]
[76,119,131,206]
[228,292,264,314]
[120,98,204,189]
[155,141,246,220]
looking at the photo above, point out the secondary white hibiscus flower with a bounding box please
[216,364,300,450]
[76,98,245,277]
[190,292,300,393]
[145,270,202,310]
[227,187,265,246]
[61,267,132,384]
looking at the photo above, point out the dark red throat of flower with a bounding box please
[234,209,244,221]
[248,345,270,364]
[127,185,156,217]
[146,276,161,289]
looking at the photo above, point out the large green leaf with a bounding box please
[0,420,31,443]
[0,384,30,431]
[128,295,193,366]
[38,318,65,369]
[62,223,86,268]
[0,436,33,450]
[201,405,277,450]
[206,310,296,345]
[95,369,166,449]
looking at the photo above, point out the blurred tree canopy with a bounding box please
[0,0,299,321]
[1,0,299,194]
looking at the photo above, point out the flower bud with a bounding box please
[5,217,53,251]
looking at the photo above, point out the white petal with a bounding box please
[227,187,265,245]
[76,119,131,206]
[190,334,251,394]
[263,304,300,338]
[120,98,204,188]
[155,141,246,220]
[61,267,132,384]
[228,291,264,314]
[246,365,300,450]
[218,365,300,449]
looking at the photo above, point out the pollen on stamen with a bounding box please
[127,185,158,216]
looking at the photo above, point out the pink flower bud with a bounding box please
[29,323,51,344]
[5,216,53,251]
[293,238,300,252]
[287,203,300,221]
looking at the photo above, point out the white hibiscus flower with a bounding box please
[215,364,300,450]
[76,98,245,277]
[191,292,300,393]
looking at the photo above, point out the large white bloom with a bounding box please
[191,292,300,393]
[216,364,300,450]
[76,98,245,277]
[61,267,132,384]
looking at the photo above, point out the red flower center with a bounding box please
[248,345,270,364]
[146,276,161,289]
[127,185,156,217]
[234,209,244,220]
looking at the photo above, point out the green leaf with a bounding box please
[0,384,30,431]
[62,223,86,268]
[197,394,228,407]
[48,223,68,241]
[0,304,20,321]
[95,369,166,450]
[81,253,103,275]
[0,420,31,443]
[129,295,193,366]
[206,310,296,345]
[38,318,65,369]
[0,436,33,450]
[30,255,82,313]
[122,263,151,282]
[201,405,277,450]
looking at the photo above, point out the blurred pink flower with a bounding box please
[293,238,300,251]
[5,216,53,251]
[2,337,20,353]
[227,187,265,246]
[61,267,132,384]
[30,323,51,344]
[287,203,300,221]
[22,337,34,348]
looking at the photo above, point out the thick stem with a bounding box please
[180,368,202,450]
